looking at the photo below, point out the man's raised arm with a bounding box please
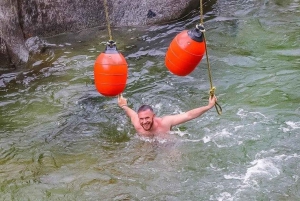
[163,95,217,127]
[118,95,139,124]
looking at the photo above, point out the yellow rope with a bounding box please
[199,0,222,115]
[103,0,122,98]
[103,0,113,41]
[200,0,204,25]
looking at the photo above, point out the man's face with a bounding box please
[138,109,154,131]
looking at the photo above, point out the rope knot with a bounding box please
[209,87,216,96]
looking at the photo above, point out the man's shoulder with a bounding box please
[159,116,173,125]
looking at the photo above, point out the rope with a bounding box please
[103,0,113,41]
[199,0,222,115]
[200,0,204,25]
[103,0,122,97]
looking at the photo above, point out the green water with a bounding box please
[1,0,300,200]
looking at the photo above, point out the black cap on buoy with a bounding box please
[187,24,205,42]
[104,40,118,54]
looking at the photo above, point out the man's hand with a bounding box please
[208,95,217,109]
[118,94,128,108]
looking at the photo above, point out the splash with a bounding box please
[243,158,280,183]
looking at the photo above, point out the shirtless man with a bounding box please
[118,95,217,137]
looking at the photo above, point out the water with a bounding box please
[0,0,300,200]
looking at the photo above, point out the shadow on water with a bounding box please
[1,0,300,200]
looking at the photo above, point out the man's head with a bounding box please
[137,105,154,131]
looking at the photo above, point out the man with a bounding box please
[118,94,217,137]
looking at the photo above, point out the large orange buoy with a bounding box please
[165,25,206,76]
[94,41,128,96]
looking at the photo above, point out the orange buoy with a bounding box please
[165,25,206,76]
[94,41,128,97]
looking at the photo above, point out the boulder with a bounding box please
[0,0,29,71]
[0,0,213,72]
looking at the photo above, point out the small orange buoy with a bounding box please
[165,25,206,76]
[94,41,128,96]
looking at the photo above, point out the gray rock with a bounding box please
[0,37,12,72]
[0,0,29,71]
[0,0,207,72]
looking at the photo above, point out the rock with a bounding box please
[0,0,214,72]
[0,37,12,72]
[25,36,54,55]
[111,0,200,26]
[0,0,29,72]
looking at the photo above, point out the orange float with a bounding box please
[165,25,206,76]
[94,41,128,96]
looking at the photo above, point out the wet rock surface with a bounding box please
[0,0,214,72]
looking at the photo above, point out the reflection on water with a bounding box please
[1,0,300,200]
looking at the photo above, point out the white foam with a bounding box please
[237,109,268,121]
[234,125,244,131]
[209,129,234,148]
[183,139,203,143]
[215,129,232,138]
[282,127,290,133]
[217,192,233,201]
[153,102,162,111]
[169,128,189,137]
[254,149,276,158]
[224,153,284,184]
[286,121,300,129]
[280,121,300,132]
[223,152,300,199]
[237,108,247,118]
[292,175,299,182]
[136,135,168,144]
[249,111,267,119]
[203,135,211,143]
[244,158,280,183]
[224,174,244,180]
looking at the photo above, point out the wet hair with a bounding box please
[137,105,153,113]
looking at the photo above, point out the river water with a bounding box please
[0,0,299,200]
